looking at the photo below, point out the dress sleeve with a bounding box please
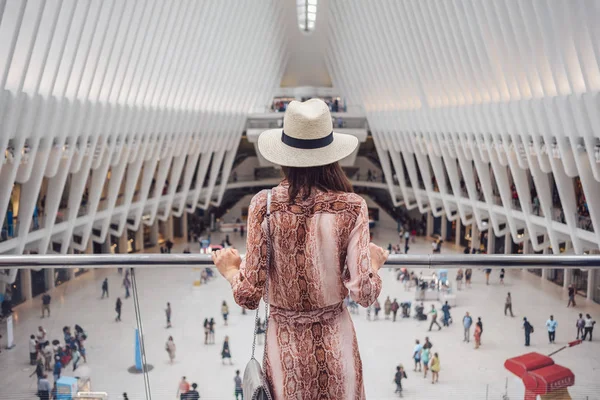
[343,200,382,307]
[228,191,268,310]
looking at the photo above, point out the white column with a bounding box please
[586,269,595,300]
[165,214,174,240]
[523,240,531,255]
[118,231,128,254]
[182,213,188,240]
[135,227,144,251]
[541,242,549,280]
[45,269,55,290]
[440,216,448,240]
[471,223,480,251]
[564,242,572,288]
[504,233,512,255]
[426,212,433,237]
[149,220,159,246]
[455,219,461,247]
[21,270,32,301]
[488,228,495,254]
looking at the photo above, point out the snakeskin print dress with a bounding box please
[228,183,382,399]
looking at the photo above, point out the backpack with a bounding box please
[531,325,534,333]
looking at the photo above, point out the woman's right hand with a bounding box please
[369,243,389,272]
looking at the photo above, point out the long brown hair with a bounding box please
[282,163,353,203]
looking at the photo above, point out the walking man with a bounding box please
[428,304,442,331]
[115,298,122,322]
[391,299,399,322]
[123,274,131,299]
[101,278,109,299]
[523,317,534,346]
[41,292,51,318]
[176,376,190,400]
[546,315,557,344]
[504,292,514,317]
[583,314,595,341]
[234,370,243,399]
[567,285,576,307]
[576,313,585,339]
[165,302,172,328]
[463,312,472,343]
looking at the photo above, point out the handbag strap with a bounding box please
[251,189,272,361]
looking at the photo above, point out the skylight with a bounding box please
[297,0,318,34]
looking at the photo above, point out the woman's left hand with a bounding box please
[212,248,242,281]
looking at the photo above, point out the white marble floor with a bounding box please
[1,231,600,399]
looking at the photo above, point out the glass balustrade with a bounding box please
[0,254,598,399]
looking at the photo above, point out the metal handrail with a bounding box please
[1,254,599,269]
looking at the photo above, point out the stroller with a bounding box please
[414,303,427,321]
[400,301,411,318]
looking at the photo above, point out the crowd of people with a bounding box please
[27,324,88,399]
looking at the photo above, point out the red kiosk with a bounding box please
[504,341,581,400]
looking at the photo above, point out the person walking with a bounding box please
[374,298,381,320]
[41,292,51,318]
[52,356,62,382]
[583,314,595,341]
[413,340,422,372]
[186,383,200,400]
[391,299,399,322]
[209,318,215,344]
[123,275,131,299]
[404,230,410,254]
[465,268,472,288]
[42,342,53,371]
[29,334,38,365]
[421,346,431,379]
[384,296,392,320]
[463,312,472,343]
[203,318,210,345]
[37,374,51,400]
[221,336,233,365]
[499,268,505,285]
[523,317,534,346]
[71,345,81,371]
[115,298,122,322]
[394,365,407,395]
[430,353,440,384]
[101,278,109,299]
[546,315,557,344]
[474,317,483,349]
[221,301,229,326]
[428,305,442,331]
[567,285,576,307]
[456,268,464,290]
[484,268,492,285]
[441,301,451,327]
[176,376,190,400]
[212,99,388,399]
[576,313,585,340]
[165,302,172,328]
[504,292,514,317]
[234,370,243,399]
[165,336,176,364]
[30,357,44,380]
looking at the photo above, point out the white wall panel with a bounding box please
[0,0,287,283]
[327,0,600,254]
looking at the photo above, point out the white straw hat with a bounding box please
[258,99,358,167]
